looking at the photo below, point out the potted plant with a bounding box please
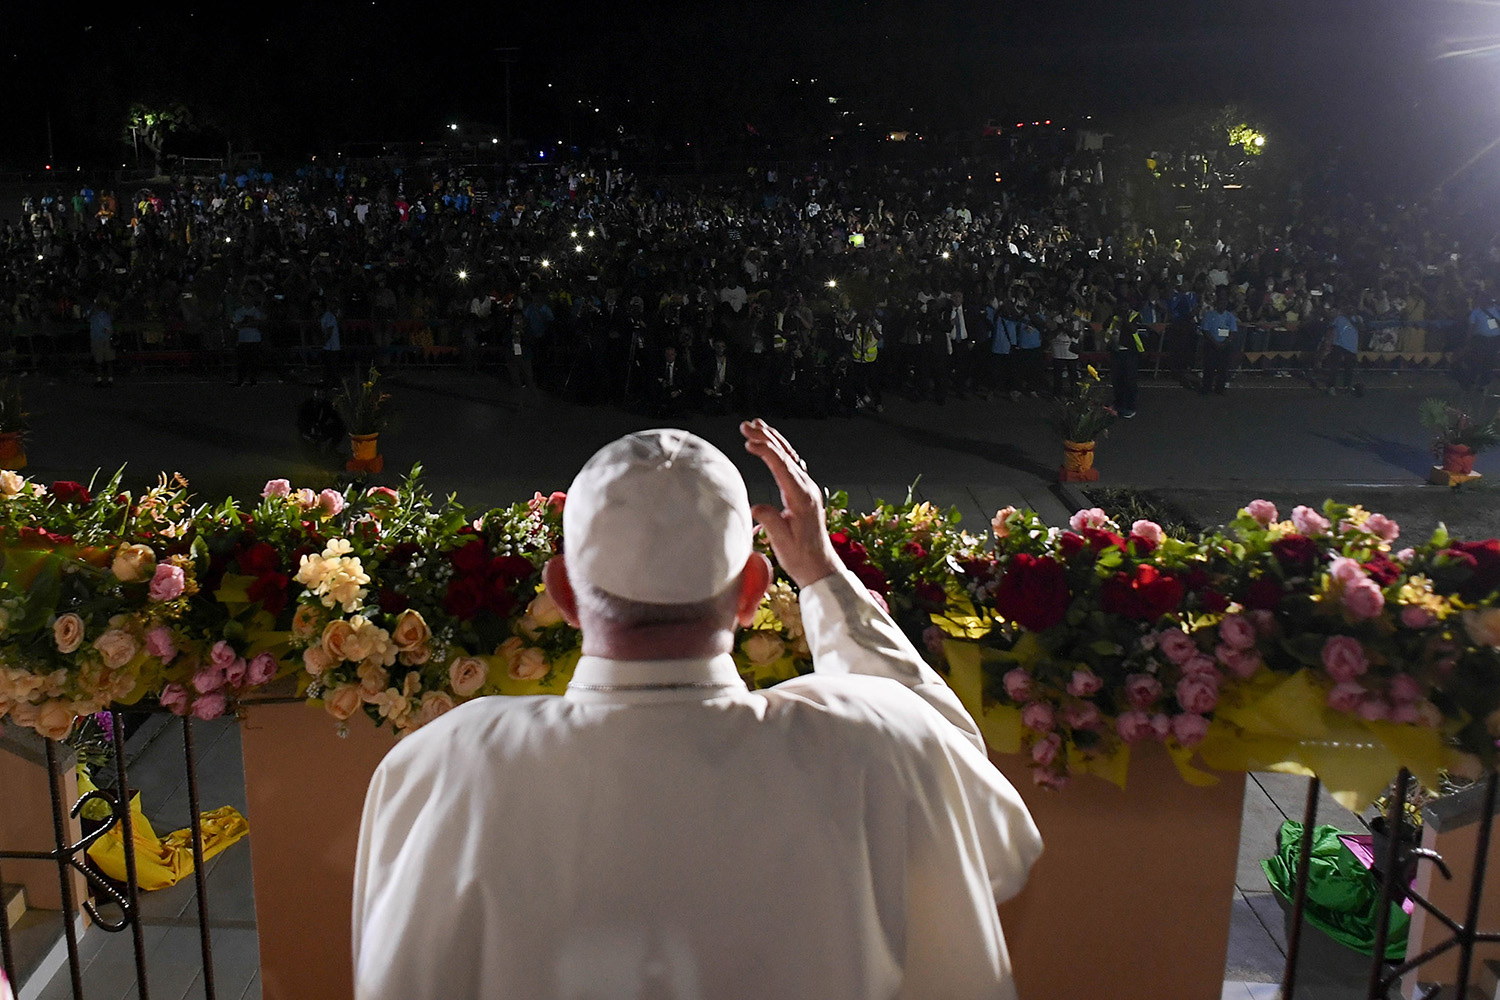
[0,380,29,470]
[334,365,390,474]
[1418,397,1498,482]
[1049,366,1116,482]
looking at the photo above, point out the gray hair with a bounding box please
[573,579,740,629]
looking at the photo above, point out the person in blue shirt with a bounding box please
[1321,300,1363,394]
[1461,288,1500,393]
[1013,298,1045,398]
[985,295,1016,398]
[1197,287,1238,395]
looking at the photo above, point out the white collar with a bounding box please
[566,654,746,704]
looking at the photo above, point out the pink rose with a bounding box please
[1157,629,1197,665]
[225,657,248,687]
[294,488,318,508]
[1291,505,1331,536]
[148,564,185,602]
[1150,714,1172,741]
[1130,519,1165,547]
[1219,647,1262,679]
[1245,500,1278,526]
[1358,698,1391,722]
[1390,702,1421,725]
[1218,614,1257,651]
[866,588,890,614]
[1021,701,1056,732]
[1400,605,1436,630]
[261,479,292,499]
[1365,514,1399,543]
[1326,681,1365,714]
[1061,701,1101,730]
[145,626,177,663]
[1033,768,1070,790]
[1395,548,1416,564]
[448,656,487,697]
[1116,710,1154,744]
[366,486,399,502]
[1066,669,1103,697]
[1171,713,1210,746]
[191,691,228,721]
[1321,635,1369,683]
[1002,668,1034,702]
[1175,673,1220,714]
[1342,578,1386,620]
[1388,673,1422,704]
[317,488,346,518]
[1184,653,1219,676]
[991,506,1019,539]
[1417,701,1443,727]
[210,640,238,672]
[922,625,947,657]
[192,665,226,694]
[1124,673,1163,709]
[1031,732,1063,767]
[160,683,191,716]
[1248,609,1276,636]
[1069,507,1110,532]
[1329,557,1366,586]
[247,652,277,686]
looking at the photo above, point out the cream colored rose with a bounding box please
[53,614,85,655]
[0,470,24,496]
[322,619,356,661]
[991,506,1019,539]
[324,684,362,721]
[9,700,39,728]
[357,659,390,701]
[111,544,157,583]
[509,647,548,681]
[390,609,432,652]
[494,636,524,671]
[36,699,77,741]
[92,629,139,670]
[302,645,334,677]
[741,631,786,666]
[527,591,566,628]
[291,604,324,640]
[1465,608,1500,648]
[398,644,431,667]
[448,656,487,697]
[417,691,456,727]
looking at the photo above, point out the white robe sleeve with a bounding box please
[798,568,986,756]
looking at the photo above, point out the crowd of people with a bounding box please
[4,130,1500,417]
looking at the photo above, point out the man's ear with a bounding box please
[542,556,581,629]
[734,552,774,628]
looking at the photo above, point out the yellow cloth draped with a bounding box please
[79,773,250,891]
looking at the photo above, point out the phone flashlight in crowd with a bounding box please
[457,270,468,281]
[827,279,838,288]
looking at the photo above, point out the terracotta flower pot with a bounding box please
[1441,444,1475,475]
[0,430,26,470]
[346,433,384,474]
[1060,439,1099,482]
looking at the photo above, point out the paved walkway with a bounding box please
[13,365,1497,999]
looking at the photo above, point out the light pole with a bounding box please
[495,47,519,150]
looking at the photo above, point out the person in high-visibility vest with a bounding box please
[851,312,882,411]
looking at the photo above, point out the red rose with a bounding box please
[1200,589,1231,613]
[489,555,536,584]
[51,481,91,505]
[993,553,1070,632]
[1271,534,1320,573]
[913,580,946,609]
[1449,540,1500,600]
[1082,527,1126,553]
[450,539,490,575]
[385,542,420,568]
[1361,553,1402,587]
[1242,576,1284,610]
[903,541,928,559]
[852,562,889,596]
[246,572,290,616]
[237,541,280,577]
[830,531,869,565]
[443,575,489,620]
[1100,564,1184,621]
[14,526,74,548]
[487,579,518,617]
[378,587,410,614]
[1058,532,1087,558]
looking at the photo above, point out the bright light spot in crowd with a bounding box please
[491,138,499,144]
[575,244,584,253]
[457,270,468,280]
[826,279,837,288]
[1253,135,1265,147]
[540,259,551,268]
[225,237,232,243]
[571,229,578,237]
[941,251,951,259]
[587,229,595,237]
[448,123,458,131]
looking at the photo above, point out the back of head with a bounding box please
[564,429,753,624]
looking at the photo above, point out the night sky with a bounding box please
[7,0,1500,193]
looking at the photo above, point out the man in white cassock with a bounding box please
[352,419,1042,999]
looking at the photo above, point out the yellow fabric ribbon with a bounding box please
[78,773,249,891]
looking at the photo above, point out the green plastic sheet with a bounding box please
[1262,820,1409,960]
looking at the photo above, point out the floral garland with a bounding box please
[0,468,1497,804]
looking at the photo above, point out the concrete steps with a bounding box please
[2,882,24,930]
